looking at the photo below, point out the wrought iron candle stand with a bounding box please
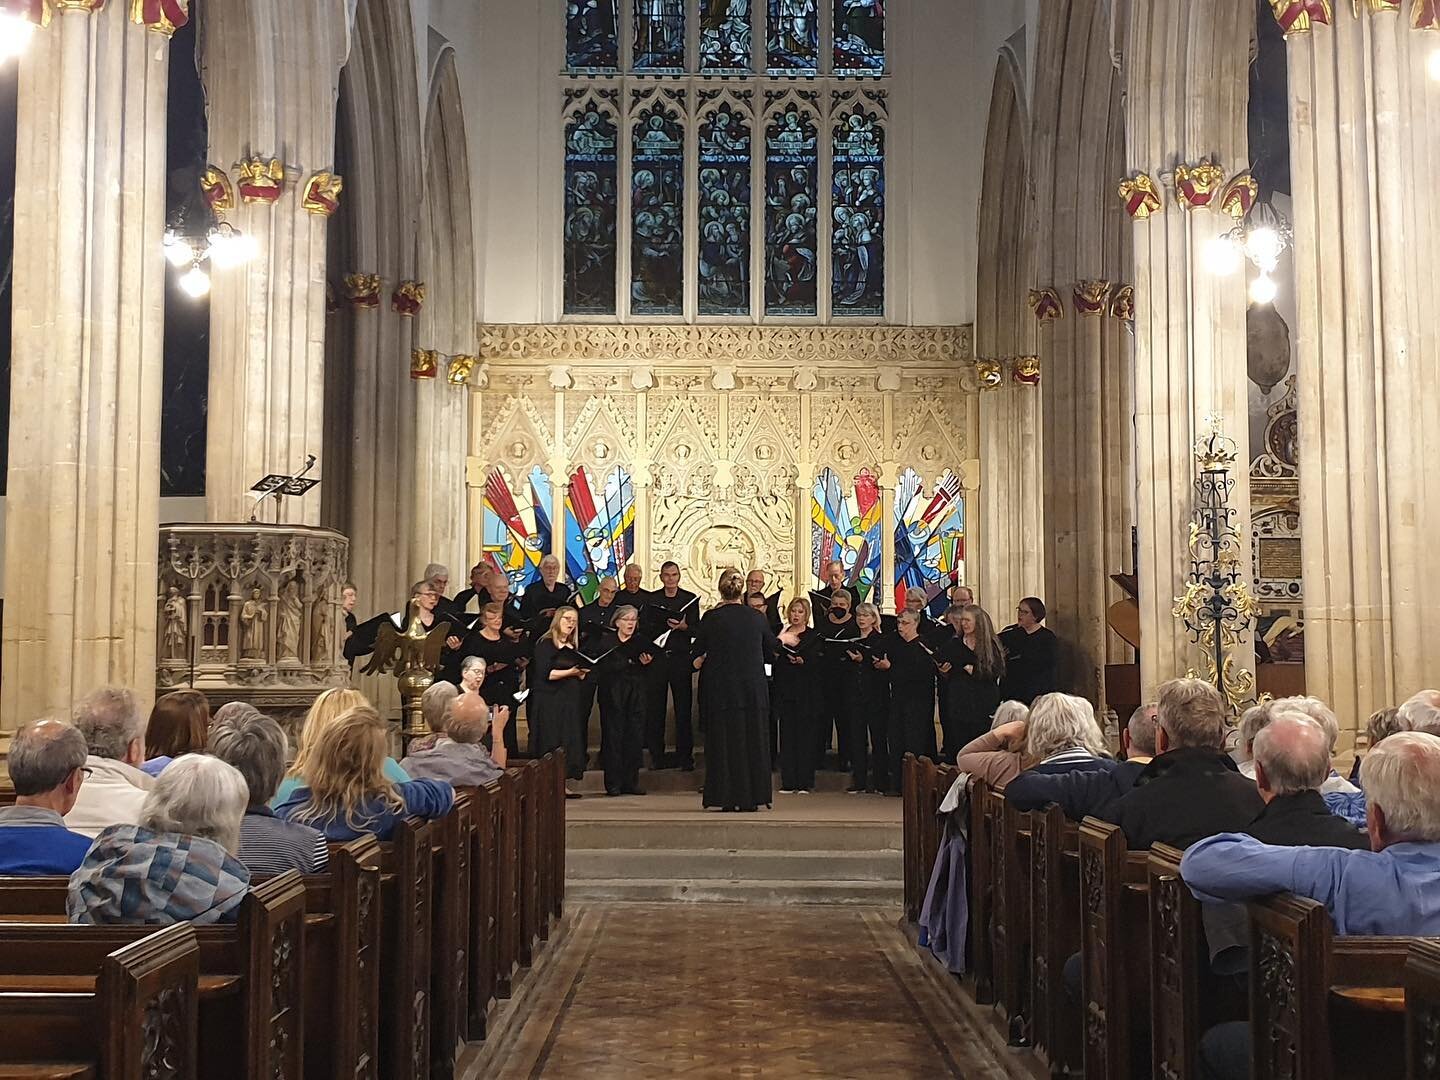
[1172,421,1260,714]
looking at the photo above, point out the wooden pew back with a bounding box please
[967,777,994,1004]
[379,817,436,1080]
[1405,939,1440,1080]
[1148,843,1205,1080]
[1031,803,1081,1073]
[1078,817,1150,1080]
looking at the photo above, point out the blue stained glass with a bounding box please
[482,466,554,594]
[630,103,684,316]
[831,104,885,316]
[763,106,818,316]
[563,465,637,603]
[833,0,884,75]
[564,106,619,315]
[566,0,619,71]
[893,468,965,614]
[766,0,817,73]
[698,104,752,316]
[700,0,751,72]
[633,0,685,72]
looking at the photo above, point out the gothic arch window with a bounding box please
[698,97,753,315]
[811,466,882,599]
[700,0,751,72]
[630,93,686,315]
[893,467,965,610]
[564,94,621,315]
[564,465,637,601]
[482,466,554,593]
[764,98,819,317]
[830,96,884,317]
[567,0,620,71]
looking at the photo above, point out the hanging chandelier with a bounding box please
[1203,195,1293,306]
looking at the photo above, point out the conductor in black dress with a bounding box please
[691,568,778,812]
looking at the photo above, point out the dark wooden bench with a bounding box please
[377,817,437,1080]
[1030,803,1081,1075]
[967,776,994,1004]
[988,787,1034,1045]
[430,792,474,1080]
[494,769,522,999]
[1078,817,1150,1080]
[1405,938,1440,1080]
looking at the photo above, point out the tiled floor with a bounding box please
[490,904,1010,1079]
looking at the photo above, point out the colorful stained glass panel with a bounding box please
[764,106,818,317]
[482,466,554,594]
[564,105,618,315]
[566,0,619,71]
[766,0,818,73]
[634,0,685,72]
[833,0,884,75]
[831,103,885,316]
[700,0,751,72]
[563,466,637,603]
[893,468,965,614]
[631,102,684,316]
[698,103,752,316]
[811,467,883,600]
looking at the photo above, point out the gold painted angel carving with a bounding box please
[360,598,451,680]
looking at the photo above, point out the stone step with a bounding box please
[573,767,855,794]
[568,848,901,882]
[566,818,902,852]
[564,877,904,906]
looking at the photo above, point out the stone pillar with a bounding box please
[793,466,815,598]
[2,2,172,727]
[976,375,1045,621]
[197,0,350,524]
[1126,0,1256,699]
[878,466,897,615]
[1283,6,1440,739]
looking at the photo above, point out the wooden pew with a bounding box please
[1030,803,1081,1076]
[0,922,200,1079]
[462,780,502,1041]
[494,769,522,999]
[1405,939,1440,1080]
[1077,817,1151,1080]
[378,817,437,1080]
[534,754,555,944]
[0,872,306,1080]
[901,754,923,922]
[967,777,995,1005]
[988,788,1034,1045]
[517,761,541,968]
[430,793,475,1080]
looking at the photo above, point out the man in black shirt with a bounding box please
[517,554,574,630]
[453,563,491,617]
[819,588,861,770]
[646,561,699,769]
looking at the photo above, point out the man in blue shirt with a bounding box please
[0,718,95,875]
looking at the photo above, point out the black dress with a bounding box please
[595,631,652,794]
[773,627,820,791]
[883,633,939,782]
[530,638,587,781]
[851,631,890,791]
[998,624,1059,705]
[692,603,777,810]
[473,632,525,756]
[936,638,1002,761]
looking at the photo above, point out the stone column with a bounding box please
[2,2,172,727]
[197,0,350,524]
[976,375,1045,620]
[1126,0,1256,699]
[1283,5,1440,738]
[878,465,897,615]
[793,465,815,597]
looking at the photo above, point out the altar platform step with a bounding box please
[572,765,854,795]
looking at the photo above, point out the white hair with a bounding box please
[1359,731,1440,842]
[1267,696,1341,752]
[423,563,450,582]
[1399,690,1440,736]
[421,681,461,733]
[140,755,249,855]
[1253,712,1331,796]
[854,602,880,623]
[539,554,561,570]
[991,700,1030,729]
[460,655,487,681]
[1025,693,1108,760]
[72,687,142,761]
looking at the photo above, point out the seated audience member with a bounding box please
[989,699,1029,730]
[1242,712,1368,849]
[141,689,211,776]
[404,680,461,755]
[1349,706,1402,783]
[274,704,455,841]
[209,710,329,876]
[1006,701,1157,816]
[1328,691,1440,830]
[954,692,1112,788]
[272,687,409,807]
[69,755,251,925]
[211,700,263,729]
[0,719,95,875]
[1101,678,1263,850]
[1400,688,1440,734]
[66,687,155,839]
[1237,695,1359,796]
[400,693,506,787]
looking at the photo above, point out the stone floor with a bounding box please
[479,903,1011,1079]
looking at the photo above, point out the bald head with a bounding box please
[9,718,89,812]
[1252,712,1332,800]
[1125,703,1158,759]
[448,694,490,745]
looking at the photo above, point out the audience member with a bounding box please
[954,692,1112,788]
[274,704,454,841]
[141,689,211,776]
[1005,702,1156,816]
[989,700,1029,730]
[400,693,505,787]
[272,687,409,806]
[1399,688,1440,734]
[211,700,263,729]
[0,719,94,875]
[69,755,251,925]
[1348,705,1402,784]
[405,680,461,755]
[1243,712,1367,848]
[209,710,329,876]
[66,687,155,839]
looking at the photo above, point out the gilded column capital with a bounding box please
[130,0,188,35]
[54,0,107,13]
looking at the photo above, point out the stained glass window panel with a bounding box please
[698,103,752,316]
[833,0,884,75]
[566,0,619,71]
[563,466,636,603]
[766,0,818,73]
[630,102,684,316]
[700,0,751,72]
[633,0,685,72]
[764,106,818,316]
[811,467,883,600]
[482,466,554,594]
[893,468,965,613]
[831,103,885,316]
[564,105,618,315]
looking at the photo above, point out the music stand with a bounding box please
[248,456,320,522]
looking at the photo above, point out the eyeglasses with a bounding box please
[79,766,94,778]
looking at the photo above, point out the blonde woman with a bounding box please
[269,687,409,808]
[273,704,454,841]
[774,596,820,794]
[530,606,589,797]
[955,692,1112,789]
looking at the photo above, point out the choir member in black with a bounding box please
[847,603,890,793]
[900,589,942,641]
[453,563,491,617]
[423,562,468,625]
[646,561,700,771]
[691,569,777,812]
[747,569,783,633]
[484,572,526,639]
[529,607,589,797]
[949,584,975,609]
[468,603,527,757]
[593,605,654,796]
[878,610,939,786]
[998,596,1059,705]
[774,597,820,793]
[818,588,861,768]
[618,562,651,610]
[746,591,779,757]
[518,554,573,630]
[818,560,863,612]
[577,577,623,749]
[935,604,1006,761]
[341,582,360,667]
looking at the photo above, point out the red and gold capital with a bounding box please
[392,281,426,317]
[130,0,187,34]
[344,273,382,310]
[1073,279,1113,317]
[1269,0,1333,34]
[302,172,344,217]
[1109,284,1136,323]
[237,157,285,204]
[411,349,440,381]
[1174,161,1226,210]
[1012,357,1041,387]
[200,165,234,213]
[1028,287,1064,323]
[1118,172,1163,220]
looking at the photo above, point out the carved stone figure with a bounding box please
[240,588,268,660]
[162,587,188,660]
[276,579,303,662]
[311,604,329,664]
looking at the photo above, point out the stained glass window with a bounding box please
[700,0,751,72]
[563,465,636,603]
[630,101,685,316]
[764,106,818,317]
[698,103,752,316]
[566,0,619,71]
[831,102,885,316]
[832,0,884,75]
[893,468,965,614]
[811,467,882,600]
[766,0,818,73]
[563,104,618,315]
[482,466,554,594]
[633,0,685,72]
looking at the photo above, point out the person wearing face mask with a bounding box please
[818,587,861,771]
[646,561,701,771]
[594,604,655,796]
[999,596,1059,705]
[530,606,590,799]
[878,609,940,789]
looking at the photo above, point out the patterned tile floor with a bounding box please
[491,904,1010,1079]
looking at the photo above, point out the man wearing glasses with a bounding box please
[0,718,94,875]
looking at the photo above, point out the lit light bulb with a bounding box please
[206,225,259,269]
[162,231,195,268]
[0,14,36,64]
[179,265,212,298]
[1244,226,1284,272]
[1249,273,1278,306]
[1204,234,1245,276]
[1428,48,1440,82]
